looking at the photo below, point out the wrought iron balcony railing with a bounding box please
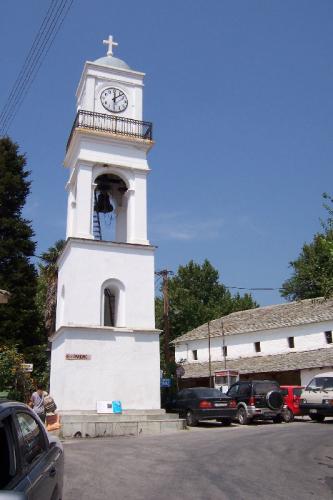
[66,110,153,151]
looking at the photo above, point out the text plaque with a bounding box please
[65,354,91,360]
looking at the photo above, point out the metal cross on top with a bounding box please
[103,35,118,56]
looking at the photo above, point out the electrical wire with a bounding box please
[0,0,74,135]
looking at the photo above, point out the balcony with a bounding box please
[66,110,153,151]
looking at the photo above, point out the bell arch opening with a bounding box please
[93,173,128,242]
[101,279,125,327]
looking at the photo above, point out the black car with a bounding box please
[165,387,237,426]
[227,380,285,425]
[0,400,64,499]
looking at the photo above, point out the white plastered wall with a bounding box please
[56,239,155,331]
[50,327,161,411]
[175,320,333,364]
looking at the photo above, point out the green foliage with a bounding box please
[36,239,65,335]
[0,345,33,402]
[156,259,258,372]
[281,194,333,301]
[0,137,40,347]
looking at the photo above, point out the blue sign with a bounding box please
[160,378,172,388]
[112,400,122,414]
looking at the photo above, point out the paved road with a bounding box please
[63,419,333,500]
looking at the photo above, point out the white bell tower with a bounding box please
[50,37,160,411]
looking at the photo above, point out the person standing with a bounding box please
[29,384,46,423]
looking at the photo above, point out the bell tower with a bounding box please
[50,36,160,412]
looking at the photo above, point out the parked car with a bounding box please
[227,380,285,425]
[280,385,304,422]
[0,400,64,499]
[165,387,237,426]
[299,371,333,422]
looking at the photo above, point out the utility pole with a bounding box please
[155,269,173,366]
[221,320,227,370]
[208,321,212,387]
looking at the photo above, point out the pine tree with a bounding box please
[0,137,40,347]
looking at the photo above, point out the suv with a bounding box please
[299,371,333,422]
[227,380,285,425]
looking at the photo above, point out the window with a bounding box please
[325,331,332,344]
[254,341,261,353]
[16,412,46,465]
[227,384,239,397]
[104,288,116,326]
[222,345,227,357]
[238,383,251,397]
[192,350,198,360]
[0,419,17,489]
[288,337,295,348]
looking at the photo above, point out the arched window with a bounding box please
[101,279,125,327]
[104,288,116,326]
[93,173,128,242]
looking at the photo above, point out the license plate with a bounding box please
[215,403,227,407]
[309,409,317,414]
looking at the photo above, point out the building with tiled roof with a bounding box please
[173,298,333,388]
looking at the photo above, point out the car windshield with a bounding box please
[253,382,279,394]
[193,388,223,398]
[306,377,333,390]
[293,388,302,397]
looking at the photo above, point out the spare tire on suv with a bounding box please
[266,390,284,411]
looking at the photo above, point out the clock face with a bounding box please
[100,87,128,113]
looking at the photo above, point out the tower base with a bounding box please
[50,325,161,412]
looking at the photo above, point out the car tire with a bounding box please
[272,415,283,423]
[185,410,197,427]
[237,407,249,425]
[310,414,325,423]
[283,408,294,423]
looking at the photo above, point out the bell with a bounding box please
[94,192,113,213]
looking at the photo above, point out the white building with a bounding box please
[50,36,161,412]
[173,298,333,387]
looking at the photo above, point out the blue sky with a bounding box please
[1,1,333,306]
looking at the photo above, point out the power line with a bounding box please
[0,0,74,135]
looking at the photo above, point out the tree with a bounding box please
[36,239,65,336]
[281,194,333,301]
[0,345,33,402]
[156,259,258,373]
[0,137,40,347]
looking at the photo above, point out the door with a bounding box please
[14,411,57,500]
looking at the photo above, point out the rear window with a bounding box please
[253,382,279,394]
[281,388,288,397]
[293,388,302,397]
[193,388,222,398]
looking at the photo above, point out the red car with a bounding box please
[280,385,304,422]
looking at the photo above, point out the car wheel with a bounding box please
[220,418,232,426]
[185,410,197,427]
[272,415,283,423]
[237,407,249,425]
[283,408,294,423]
[310,414,325,423]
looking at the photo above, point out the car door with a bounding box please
[227,383,240,403]
[0,410,31,496]
[14,410,58,500]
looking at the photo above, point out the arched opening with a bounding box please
[101,279,125,327]
[93,173,128,242]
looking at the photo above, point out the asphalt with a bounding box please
[63,419,333,500]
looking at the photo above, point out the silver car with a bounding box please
[0,400,63,499]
